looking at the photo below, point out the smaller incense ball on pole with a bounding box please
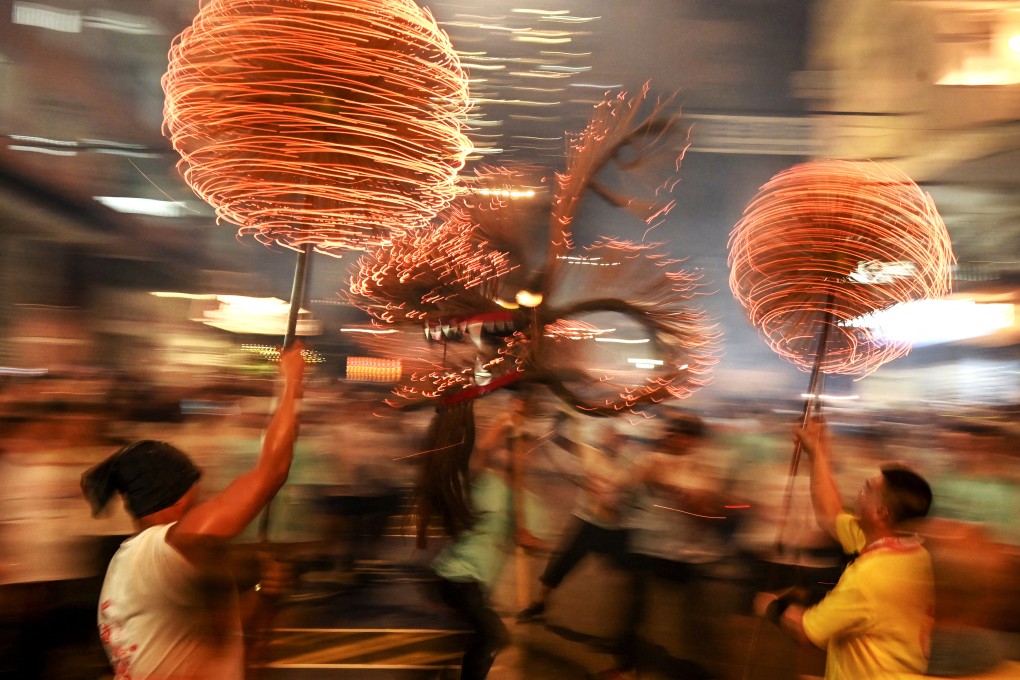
[162,0,472,254]
[727,159,955,376]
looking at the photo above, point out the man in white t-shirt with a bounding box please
[81,344,304,680]
[619,412,745,677]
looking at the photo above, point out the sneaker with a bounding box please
[515,601,546,623]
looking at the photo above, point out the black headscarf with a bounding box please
[81,440,202,519]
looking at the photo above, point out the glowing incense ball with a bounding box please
[162,0,472,254]
[727,160,954,376]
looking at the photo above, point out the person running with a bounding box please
[619,412,744,678]
[430,396,547,680]
[516,419,638,624]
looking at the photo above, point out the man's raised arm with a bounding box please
[170,342,305,547]
[795,416,843,539]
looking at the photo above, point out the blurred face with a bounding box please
[600,426,624,450]
[662,431,697,456]
[854,474,889,526]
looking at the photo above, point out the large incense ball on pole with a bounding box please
[727,160,954,376]
[162,0,472,254]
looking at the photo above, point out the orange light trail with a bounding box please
[542,238,721,413]
[543,319,606,340]
[162,0,472,254]
[346,91,716,414]
[653,504,727,521]
[348,207,518,324]
[548,83,686,270]
[727,160,955,376]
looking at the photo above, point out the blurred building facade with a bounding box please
[0,0,1017,409]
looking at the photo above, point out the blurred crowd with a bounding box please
[1,363,1018,679]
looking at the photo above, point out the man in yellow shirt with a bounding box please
[754,417,935,679]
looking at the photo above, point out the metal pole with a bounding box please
[741,297,835,680]
[283,242,314,349]
[775,294,835,553]
[259,242,314,542]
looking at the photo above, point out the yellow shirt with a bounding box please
[801,513,934,680]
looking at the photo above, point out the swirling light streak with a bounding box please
[548,84,686,269]
[543,319,608,340]
[349,207,518,324]
[543,239,720,412]
[348,91,714,414]
[727,160,955,376]
[162,0,472,254]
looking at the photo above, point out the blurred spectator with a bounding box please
[931,422,1020,546]
[0,420,124,678]
[619,412,748,678]
[919,518,1019,676]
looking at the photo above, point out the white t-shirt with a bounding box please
[626,451,731,564]
[572,443,640,529]
[98,523,244,680]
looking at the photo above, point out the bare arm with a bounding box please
[169,343,305,551]
[795,416,842,539]
[543,434,589,490]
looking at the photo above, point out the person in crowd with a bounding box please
[754,415,935,679]
[430,395,548,680]
[619,411,746,678]
[516,419,639,624]
[80,343,305,680]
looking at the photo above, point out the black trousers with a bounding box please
[617,554,726,679]
[539,518,628,589]
[436,577,509,680]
